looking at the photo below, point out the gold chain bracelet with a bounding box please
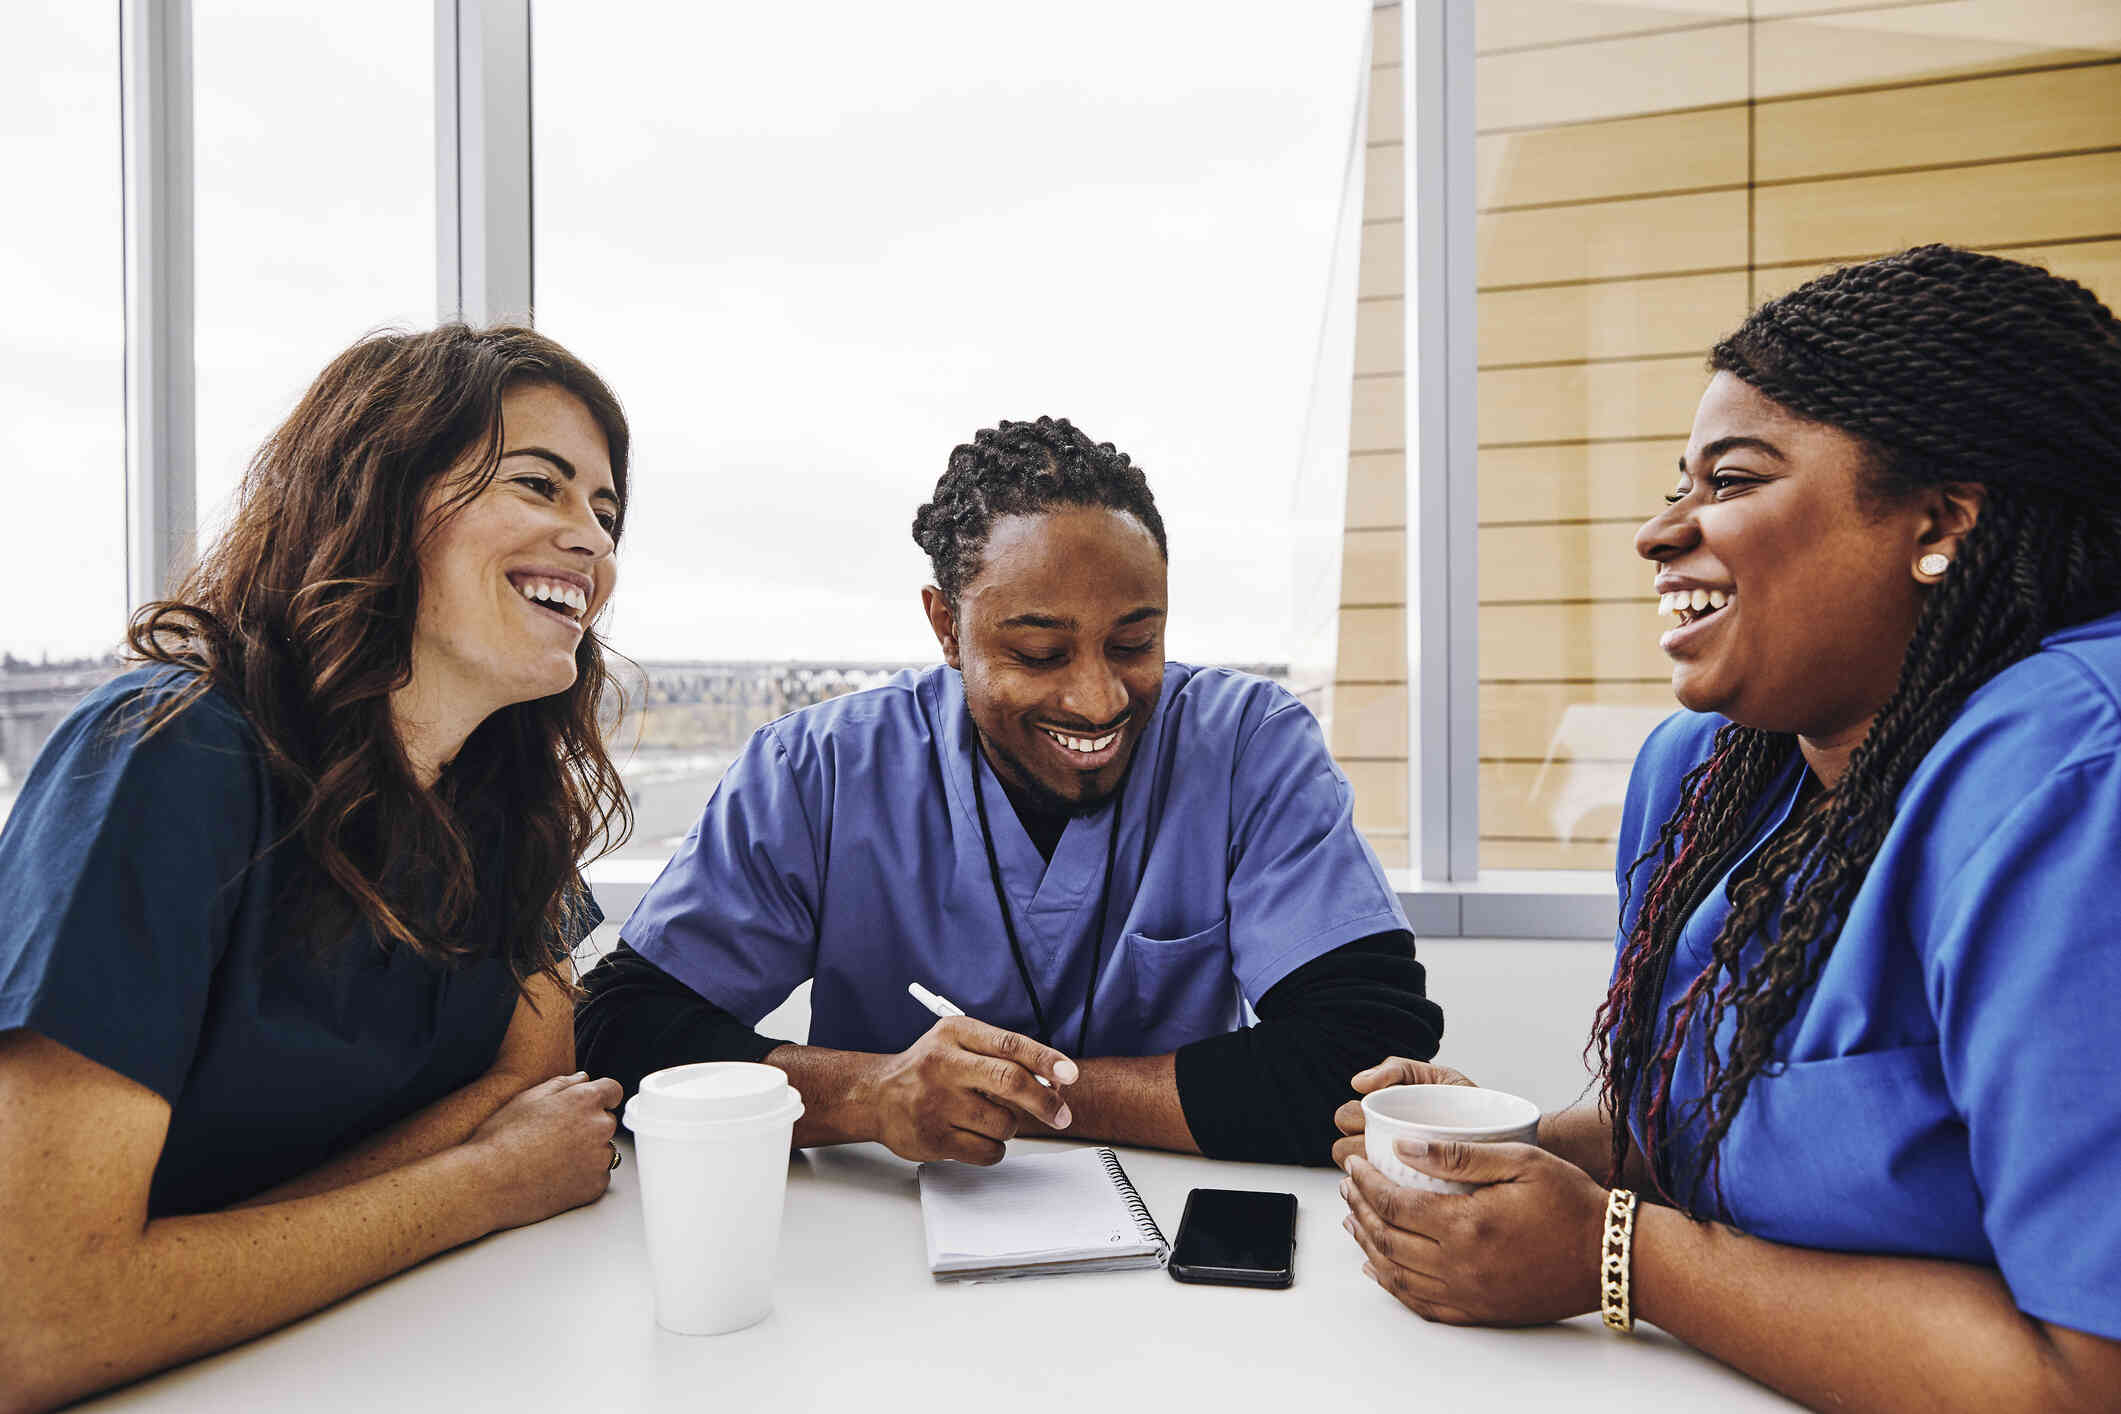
[1600,1187,1639,1333]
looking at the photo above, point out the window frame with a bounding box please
[120,0,1619,939]
[1393,0,1618,938]
[122,0,196,610]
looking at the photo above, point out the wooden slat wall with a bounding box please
[1469,2,2121,869]
[1331,0,1411,869]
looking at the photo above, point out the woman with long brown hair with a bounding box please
[0,324,634,1409]
[1331,247,2121,1411]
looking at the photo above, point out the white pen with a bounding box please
[906,981,965,1019]
[906,981,1062,1088]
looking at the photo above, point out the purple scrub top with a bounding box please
[623,662,1408,1058]
[1615,609,2121,1340]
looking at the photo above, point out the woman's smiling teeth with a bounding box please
[1041,725,1121,755]
[1657,588,1730,623]
[513,576,588,620]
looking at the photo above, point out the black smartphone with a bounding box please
[1167,1187,1298,1289]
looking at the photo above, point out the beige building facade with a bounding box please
[1336,0,2121,877]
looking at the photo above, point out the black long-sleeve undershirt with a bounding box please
[575,930,1441,1167]
[1173,931,1440,1164]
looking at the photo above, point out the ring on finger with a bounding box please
[608,1141,622,1171]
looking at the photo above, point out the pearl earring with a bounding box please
[1917,553,1951,578]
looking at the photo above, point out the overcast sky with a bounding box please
[8,0,1370,671]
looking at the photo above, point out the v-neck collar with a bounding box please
[998,776,1070,863]
[970,731,1118,918]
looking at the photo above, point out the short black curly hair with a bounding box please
[911,416,1168,606]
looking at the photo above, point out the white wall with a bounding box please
[1413,938,1612,1114]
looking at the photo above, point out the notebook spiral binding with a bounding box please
[1096,1147,1171,1256]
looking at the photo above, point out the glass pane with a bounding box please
[1473,2,2121,871]
[535,1,1371,865]
[1325,5,1410,870]
[0,4,124,828]
[193,1,434,542]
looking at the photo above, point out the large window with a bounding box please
[1468,0,2121,871]
[534,1,1373,864]
[0,4,124,829]
[1326,2,1410,869]
[192,1,433,539]
[40,1,2117,932]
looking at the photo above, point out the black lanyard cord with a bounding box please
[968,727,1125,1060]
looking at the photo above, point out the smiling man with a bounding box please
[577,416,1442,1165]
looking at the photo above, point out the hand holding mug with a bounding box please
[1341,1138,1608,1327]
[1332,1057,1475,1170]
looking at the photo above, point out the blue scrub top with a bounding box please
[624,662,1408,1057]
[0,668,584,1216]
[1614,610,2121,1340]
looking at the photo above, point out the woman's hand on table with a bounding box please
[1329,1056,1475,1170]
[1340,1138,1609,1326]
[463,1071,623,1232]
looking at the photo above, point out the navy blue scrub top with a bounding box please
[0,668,578,1216]
[624,662,1409,1058]
[1613,609,2121,1341]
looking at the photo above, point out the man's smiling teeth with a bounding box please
[517,579,587,618]
[1041,726,1121,754]
[1657,588,1729,618]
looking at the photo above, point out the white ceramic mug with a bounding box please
[1361,1083,1541,1195]
[625,1062,805,1335]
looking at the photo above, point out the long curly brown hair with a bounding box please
[1592,246,2121,1210]
[127,324,634,991]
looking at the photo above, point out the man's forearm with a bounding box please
[764,1044,1196,1154]
[576,945,782,1097]
[1018,1053,1197,1153]
[763,1043,887,1148]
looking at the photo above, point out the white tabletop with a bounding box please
[87,1137,1798,1413]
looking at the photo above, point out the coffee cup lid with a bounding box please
[629,1061,801,1130]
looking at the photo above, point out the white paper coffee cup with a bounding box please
[1361,1084,1541,1195]
[625,1062,805,1335]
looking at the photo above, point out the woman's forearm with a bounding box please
[1536,1103,1609,1174]
[1633,1206,2121,1414]
[1537,1103,1661,1192]
[233,1068,537,1206]
[8,1146,500,1414]
[244,976,577,1207]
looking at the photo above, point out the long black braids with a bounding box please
[1596,245,2121,1209]
[910,415,1167,604]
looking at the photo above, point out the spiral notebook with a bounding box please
[917,1147,1170,1280]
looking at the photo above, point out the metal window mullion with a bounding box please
[1440,0,1479,883]
[121,0,195,612]
[1403,1,1478,886]
[436,0,534,326]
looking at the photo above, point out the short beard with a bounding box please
[975,726,1116,818]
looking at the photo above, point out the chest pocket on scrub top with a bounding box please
[1114,916,1238,1056]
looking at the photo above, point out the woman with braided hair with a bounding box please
[1332,246,2121,1410]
